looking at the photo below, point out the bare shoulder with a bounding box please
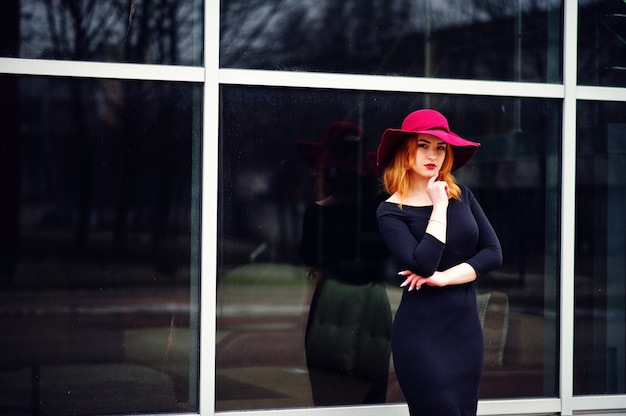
[386,193,402,204]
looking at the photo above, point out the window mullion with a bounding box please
[559,0,579,415]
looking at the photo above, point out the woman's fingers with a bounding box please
[428,170,439,185]
[426,171,450,203]
[398,270,438,291]
[399,272,421,291]
[399,275,413,288]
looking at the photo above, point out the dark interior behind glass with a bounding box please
[0,75,201,415]
[575,101,626,395]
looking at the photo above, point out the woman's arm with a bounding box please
[377,174,451,277]
[465,192,502,276]
[377,207,445,277]
[400,262,477,291]
[399,190,502,291]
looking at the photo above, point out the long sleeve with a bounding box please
[463,190,502,277]
[376,203,444,277]
[376,185,502,280]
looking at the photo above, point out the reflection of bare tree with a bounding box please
[116,0,193,259]
[22,0,198,63]
[23,0,196,260]
[41,0,123,59]
[220,0,559,79]
[36,1,115,251]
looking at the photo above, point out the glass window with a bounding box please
[0,0,202,66]
[220,0,562,82]
[0,75,201,415]
[216,86,560,411]
[578,0,626,88]
[575,101,626,395]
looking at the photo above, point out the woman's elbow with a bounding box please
[494,246,503,267]
[474,247,502,276]
[487,247,503,271]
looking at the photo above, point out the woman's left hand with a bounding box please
[398,263,477,290]
[398,270,446,291]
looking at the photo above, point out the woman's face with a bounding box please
[411,133,447,179]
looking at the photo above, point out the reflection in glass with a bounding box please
[220,0,561,82]
[297,122,392,406]
[216,86,560,411]
[578,0,626,88]
[0,0,202,65]
[575,101,626,395]
[0,75,201,415]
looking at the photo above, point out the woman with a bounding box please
[376,109,502,415]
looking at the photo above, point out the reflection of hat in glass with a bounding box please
[297,121,379,177]
[377,109,480,171]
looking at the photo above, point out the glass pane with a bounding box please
[578,0,626,87]
[216,86,560,411]
[220,0,562,82]
[575,101,626,395]
[0,0,202,66]
[0,75,201,415]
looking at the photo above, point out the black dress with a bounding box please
[376,185,502,416]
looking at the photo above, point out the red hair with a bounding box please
[382,136,461,206]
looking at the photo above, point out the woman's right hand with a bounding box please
[426,171,450,207]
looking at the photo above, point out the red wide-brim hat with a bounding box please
[377,109,480,171]
[297,121,379,177]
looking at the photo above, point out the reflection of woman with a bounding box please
[376,110,502,415]
[297,122,392,405]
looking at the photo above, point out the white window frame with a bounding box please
[1,0,626,414]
